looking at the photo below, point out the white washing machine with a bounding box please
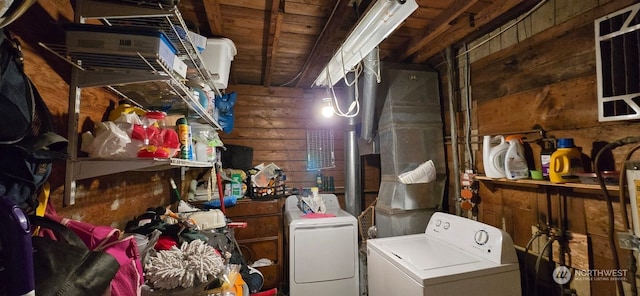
[367,212,521,296]
[284,194,359,296]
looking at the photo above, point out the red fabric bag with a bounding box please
[47,215,144,296]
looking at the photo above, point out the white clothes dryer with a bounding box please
[367,212,521,296]
[284,194,359,296]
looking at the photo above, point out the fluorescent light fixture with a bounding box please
[314,0,418,87]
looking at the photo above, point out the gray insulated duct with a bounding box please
[375,64,447,238]
[360,48,378,142]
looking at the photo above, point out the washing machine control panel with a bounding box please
[474,229,490,245]
[426,212,517,264]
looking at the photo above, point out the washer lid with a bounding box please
[286,208,356,227]
[372,235,479,269]
[368,234,519,286]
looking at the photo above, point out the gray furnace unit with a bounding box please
[376,64,446,237]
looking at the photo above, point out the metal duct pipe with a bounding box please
[345,72,362,217]
[360,47,379,142]
[446,46,461,216]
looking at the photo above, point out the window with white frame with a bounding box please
[595,3,640,121]
[306,129,335,171]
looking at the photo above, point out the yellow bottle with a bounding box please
[549,138,584,183]
[108,102,147,121]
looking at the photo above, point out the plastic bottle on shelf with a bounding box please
[329,176,335,191]
[540,139,556,180]
[231,173,242,197]
[504,134,529,180]
[176,117,190,160]
[187,124,194,160]
[483,135,509,178]
[316,172,323,191]
[194,141,208,162]
[549,138,584,183]
[108,101,146,122]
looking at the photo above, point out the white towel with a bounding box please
[398,160,437,184]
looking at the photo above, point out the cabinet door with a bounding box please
[236,235,279,263]
[237,239,280,290]
[226,199,281,217]
[225,198,284,291]
[233,215,280,241]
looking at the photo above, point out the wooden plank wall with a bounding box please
[438,0,640,295]
[14,0,373,228]
[219,85,346,191]
[220,84,380,210]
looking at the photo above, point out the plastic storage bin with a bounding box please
[201,38,237,89]
[249,184,285,200]
[65,24,177,69]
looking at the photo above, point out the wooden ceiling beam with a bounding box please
[263,0,283,87]
[395,0,481,62]
[412,0,538,64]
[202,0,240,87]
[203,0,224,36]
[294,0,358,88]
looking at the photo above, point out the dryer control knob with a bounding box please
[474,230,489,245]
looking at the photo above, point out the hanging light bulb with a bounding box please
[321,97,334,118]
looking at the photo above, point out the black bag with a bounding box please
[0,30,67,210]
[221,144,253,170]
[29,215,121,296]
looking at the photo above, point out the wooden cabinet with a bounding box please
[224,198,284,291]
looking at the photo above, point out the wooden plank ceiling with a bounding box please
[177,0,542,89]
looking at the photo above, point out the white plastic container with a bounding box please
[504,135,529,180]
[201,38,237,89]
[194,141,208,162]
[483,135,508,178]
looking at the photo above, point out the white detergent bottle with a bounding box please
[504,134,529,180]
[483,135,509,178]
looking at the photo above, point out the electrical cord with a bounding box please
[463,43,474,170]
[594,136,640,296]
[362,47,381,84]
[617,143,640,296]
[325,67,361,118]
[535,235,558,296]
[524,228,546,293]
[455,0,548,59]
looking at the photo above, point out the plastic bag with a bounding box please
[215,92,236,134]
[84,121,139,158]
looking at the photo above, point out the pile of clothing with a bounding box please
[125,204,265,294]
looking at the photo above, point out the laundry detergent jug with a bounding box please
[549,138,584,183]
[504,134,529,180]
[483,135,508,178]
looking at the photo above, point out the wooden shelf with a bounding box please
[475,175,620,194]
